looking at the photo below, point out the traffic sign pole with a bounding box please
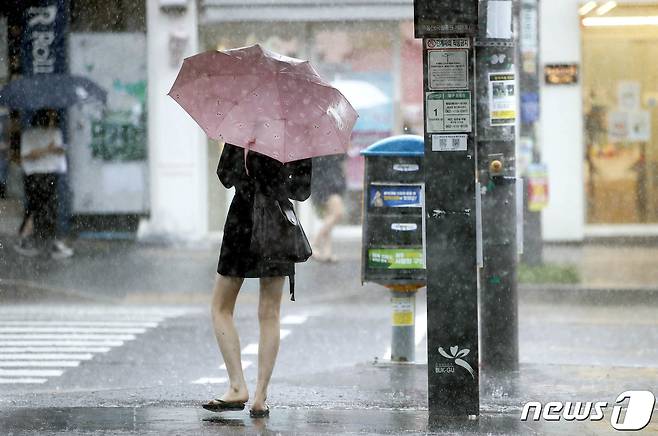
[415,1,480,418]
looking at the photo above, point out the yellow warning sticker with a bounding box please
[393,311,414,326]
[391,297,415,326]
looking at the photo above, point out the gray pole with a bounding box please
[519,0,543,266]
[414,0,480,418]
[476,0,520,373]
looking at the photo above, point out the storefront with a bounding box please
[0,0,149,234]
[198,1,423,229]
[540,0,658,240]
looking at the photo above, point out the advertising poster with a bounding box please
[628,110,651,142]
[368,248,425,270]
[488,72,516,126]
[617,81,641,111]
[527,163,549,211]
[68,33,149,214]
[608,111,628,143]
[369,184,423,208]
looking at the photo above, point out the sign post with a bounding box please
[414,0,480,419]
[414,0,521,419]
[475,0,519,375]
[519,0,544,266]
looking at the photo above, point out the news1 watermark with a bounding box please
[521,391,656,431]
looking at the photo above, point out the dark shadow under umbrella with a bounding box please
[0,74,107,110]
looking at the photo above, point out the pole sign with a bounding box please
[414,0,479,37]
[415,1,480,419]
[21,0,68,76]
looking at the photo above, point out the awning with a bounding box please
[200,0,414,23]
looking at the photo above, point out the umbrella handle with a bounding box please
[244,140,255,177]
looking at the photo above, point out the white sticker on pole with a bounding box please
[431,134,467,152]
[487,1,513,39]
[425,91,472,133]
[428,50,468,90]
[425,38,470,49]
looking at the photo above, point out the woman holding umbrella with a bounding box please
[206,142,311,417]
[169,44,358,418]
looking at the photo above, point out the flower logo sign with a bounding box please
[439,346,475,379]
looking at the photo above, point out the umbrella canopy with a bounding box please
[0,74,107,110]
[168,44,358,163]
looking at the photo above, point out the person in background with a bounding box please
[311,154,346,263]
[14,109,73,259]
[0,110,9,199]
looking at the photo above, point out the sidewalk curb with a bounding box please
[0,279,113,304]
[520,284,658,304]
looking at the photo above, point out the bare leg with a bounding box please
[314,194,344,260]
[210,274,249,403]
[19,215,34,238]
[251,276,285,412]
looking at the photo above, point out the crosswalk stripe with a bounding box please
[0,369,64,377]
[281,315,308,325]
[0,378,47,384]
[0,321,158,328]
[0,334,136,340]
[241,343,259,355]
[0,347,111,353]
[0,354,93,360]
[0,341,123,347]
[0,361,81,367]
[0,327,147,334]
[192,377,227,385]
[219,361,252,370]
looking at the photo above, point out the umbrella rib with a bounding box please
[272,72,287,161]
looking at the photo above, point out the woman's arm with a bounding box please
[217,143,250,190]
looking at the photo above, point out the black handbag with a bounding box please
[250,191,312,264]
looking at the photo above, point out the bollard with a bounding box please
[389,285,422,362]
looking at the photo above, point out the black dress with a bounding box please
[216,144,312,294]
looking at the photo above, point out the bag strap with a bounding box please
[289,274,295,301]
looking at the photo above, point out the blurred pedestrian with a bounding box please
[13,109,73,258]
[204,143,312,418]
[311,154,346,263]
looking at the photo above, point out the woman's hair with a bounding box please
[30,109,59,128]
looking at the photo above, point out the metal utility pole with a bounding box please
[415,0,521,418]
[415,0,480,418]
[476,1,519,373]
[519,0,543,266]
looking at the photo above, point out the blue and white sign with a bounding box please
[369,185,423,208]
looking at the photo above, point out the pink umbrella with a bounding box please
[168,44,359,163]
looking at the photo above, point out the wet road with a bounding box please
[2,239,658,433]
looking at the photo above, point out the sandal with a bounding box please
[249,405,270,418]
[202,399,246,412]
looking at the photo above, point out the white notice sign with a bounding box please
[425,91,472,133]
[425,38,470,49]
[432,134,468,152]
[428,50,468,90]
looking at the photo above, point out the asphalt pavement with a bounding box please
[1,234,658,434]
